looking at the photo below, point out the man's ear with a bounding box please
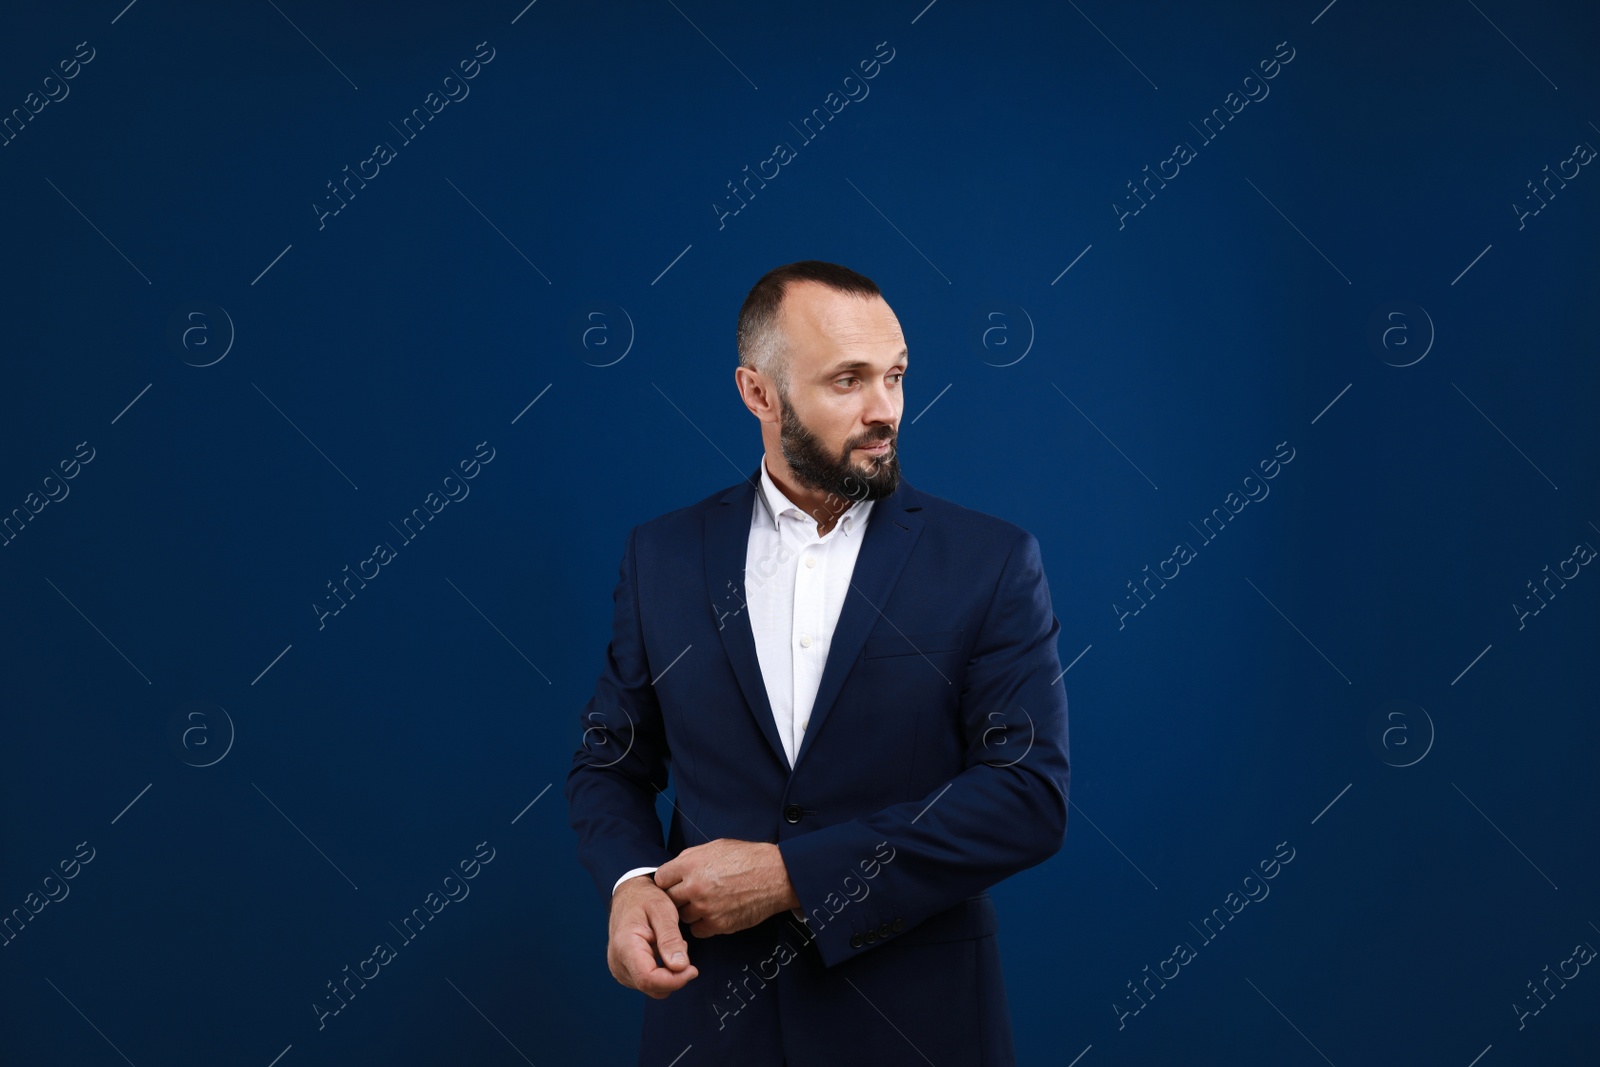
[736,367,778,423]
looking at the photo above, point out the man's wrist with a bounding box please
[608,873,660,919]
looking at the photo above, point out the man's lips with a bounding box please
[858,440,892,453]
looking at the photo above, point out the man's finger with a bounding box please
[637,964,699,998]
[619,926,662,983]
[634,958,699,997]
[649,898,694,969]
[618,925,698,997]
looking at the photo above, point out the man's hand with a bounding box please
[654,839,801,938]
[607,875,699,998]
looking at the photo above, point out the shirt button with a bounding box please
[799,634,812,648]
[805,556,816,569]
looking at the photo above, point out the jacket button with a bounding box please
[783,804,803,824]
[850,933,864,949]
[878,923,892,939]
[891,918,904,932]
[865,930,878,944]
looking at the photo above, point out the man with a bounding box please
[565,260,1070,1065]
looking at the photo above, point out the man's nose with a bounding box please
[862,380,898,425]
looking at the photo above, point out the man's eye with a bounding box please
[836,372,905,388]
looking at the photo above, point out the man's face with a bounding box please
[772,282,906,503]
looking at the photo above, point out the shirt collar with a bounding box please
[757,456,873,537]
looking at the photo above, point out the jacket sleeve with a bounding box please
[564,524,673,907]
[776,530,1071,966]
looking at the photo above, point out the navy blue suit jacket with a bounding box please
[566,467,1070,1066]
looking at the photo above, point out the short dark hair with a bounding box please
[736,260,882,396]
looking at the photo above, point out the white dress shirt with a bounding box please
[611,458,876,894]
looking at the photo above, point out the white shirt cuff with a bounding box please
[612,866,659,895]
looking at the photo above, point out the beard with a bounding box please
[777,389,901,504]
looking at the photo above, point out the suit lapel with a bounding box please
[704,469,789,769]
[702,465,927,775]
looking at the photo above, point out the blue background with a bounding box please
[2,1,1597,1063]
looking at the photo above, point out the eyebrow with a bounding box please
[822,350,908,375]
